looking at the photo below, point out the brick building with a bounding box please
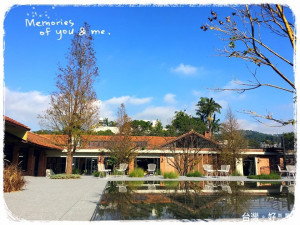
[3,116,295,176]
[4,116,62,176]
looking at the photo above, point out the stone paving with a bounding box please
[3,175,295,221]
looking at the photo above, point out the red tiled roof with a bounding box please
[40,134,176,149]
[27,132,63,151]
[160,130,219,148]
[88,135,176,149]
[4,116,31,130]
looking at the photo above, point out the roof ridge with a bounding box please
[27,132,63,150]
[4,115,31,130]
[159,130,219,147]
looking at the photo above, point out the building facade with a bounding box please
[4,116,63,176]
[4,116,295,176]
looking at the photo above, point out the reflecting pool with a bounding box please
[91,181,294,221]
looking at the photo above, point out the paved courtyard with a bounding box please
[3,175,295,221]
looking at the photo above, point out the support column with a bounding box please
[38,151,46,176]
[235,157,244,176]
[12,145,20,164]
[27,148,35,176]
[98,154,104,171]
[200,154,204,174]
[160,155,166,174]
[128,158,134,173]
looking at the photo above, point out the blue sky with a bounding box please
[3,5,295,134]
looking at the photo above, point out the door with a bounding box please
[243,157,255,176]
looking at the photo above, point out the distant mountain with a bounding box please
[242,130,295,149]
[242,130,281,141]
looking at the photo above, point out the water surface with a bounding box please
[92,180,294,221]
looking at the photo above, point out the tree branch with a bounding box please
[242,110,295,126]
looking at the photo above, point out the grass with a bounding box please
[4,163,26,192]
[50,174,81,179]
[231,170,242,176]
[187,170,203,177]
[72,168,81,175]
[93,171,107,177]
[247,172,281,180]
[93,171,100,177]
[164,181,179,187]
[128,181,144,187]
[163,172,179,179]
[156,169,162,175]
[129,168,145,177]
[111,170,124,176]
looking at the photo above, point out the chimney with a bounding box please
[205,131,211,139]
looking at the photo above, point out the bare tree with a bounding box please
[163,131,218,176]
[218,108,248,172]
[39,23,99,174]
[201,4,295,126]
[106,104,138,171]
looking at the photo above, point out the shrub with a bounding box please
[4,163,26,192]
[156,169,162,175]
[129,168,144,177]
[247,172,281,180]
[164,181,179,187]
[163,172,179,179]
[187,170,203,177]
[111,171,124,176]
[93,171,100,177]
[128,181,144,187]
[231,170,242,176]
[50,174,81,179]
[72,168,81,175]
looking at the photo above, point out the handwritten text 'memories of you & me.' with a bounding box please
[25,18,108,40]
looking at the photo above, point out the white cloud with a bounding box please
[105,96,130,105]
[129,97,152,105]
[98,100,115,120]
[104,96,152,105]
[171,63,198,75]
[164,93,177,104]
[4,87,50,130]
[133,106,177,126]
[98,95,152,120]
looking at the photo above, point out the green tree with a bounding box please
[102,118,109,126]
[195,97,222,134]
[132,120,152,136]
[169,110,206,136]
[108,120,117,126]
[39,23,99,174]
[283,132,295,150]
[150,120,164,136]
[248,139,261,149]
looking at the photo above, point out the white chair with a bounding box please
[147,164,156,176]
[117,182,127,192]
[45,169,55,178]
[116,163,128,177]
[218,165,230,177]
[277,165,288,177]
[203,182,217,192]
[148,183,156,190]
[98,164,111,178]
[203,164,215,176]
[221,184,232,194]
[286,165,296,179]
[118,185,127,192]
